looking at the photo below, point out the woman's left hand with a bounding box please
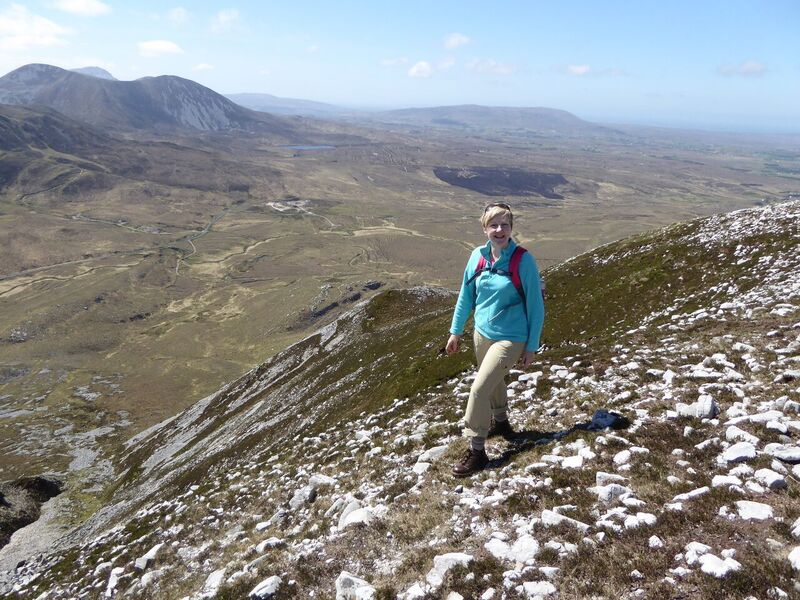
[518,350,535,368]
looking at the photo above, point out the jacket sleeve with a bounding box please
[450,251,478,336]
[520,252,545,352]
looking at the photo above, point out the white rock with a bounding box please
[684,542,711,565]
[725,426,759,445]
[671,487,710,503]
[562,455,584,469]
[105,567,125,598]
[134,542,164,572]
[510,535,540,563]
[789,547,800,570]
[698,554,741,578]
[648,535,664,549]
[479,588,494,600]
[307,474,334,490]
[412,462,431,475]
[336,571,376,599]
[338,498,363,523]
[199,569,227,599]
[711,475,743,488]
[484,538,511,561]
[522,581,557,597]
[765,444,800,464]
[791,517,800,539]
[736,500,774,521]
[596,472,627,485]
[419,446,448,462]
[589,483,632,503]
[426,553,474,589]
[718,442,757,463]
[140,569,164,588]
[402,583,427,600]
[340,507,375,529]
[249,576,282,599]
[540,509,590,532]
[613,450,631,465]
[754,468,787,490]
[255,537,284,553]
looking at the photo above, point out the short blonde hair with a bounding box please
[481,203,513,229]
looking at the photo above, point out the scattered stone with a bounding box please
[134,542,164,572]
[736,500,774,521]
[522,580,557,597]
[540,509,590,532]
[199,569,227,599]
[249,576,282,599]
[754,468,787,490]
[718,442,757,464]
[426,553,473,589]
[336,571,376,599]
[698,554,742,578]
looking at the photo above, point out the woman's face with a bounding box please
[483,214,512,250]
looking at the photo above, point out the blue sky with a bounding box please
[1,0,798,132]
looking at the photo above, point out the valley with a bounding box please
[1,72,799,551]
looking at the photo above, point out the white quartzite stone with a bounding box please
[718,442,757,464]
[736,500,774,521]
[249,576,282,599]
[754,468,788,490]
[426,553,474,589]
[336,571,376,600]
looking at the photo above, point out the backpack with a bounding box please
[467,245,528,304]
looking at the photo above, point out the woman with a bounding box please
[446,202,545,477]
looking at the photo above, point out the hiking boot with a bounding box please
[487,418,515,439]
[452,448,489,477]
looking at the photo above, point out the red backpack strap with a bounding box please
[475,255,487,274]
[509,246,527,298]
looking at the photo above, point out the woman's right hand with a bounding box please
[446,334,461,355]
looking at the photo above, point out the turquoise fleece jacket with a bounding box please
[450,239,545,352]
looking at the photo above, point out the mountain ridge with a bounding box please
[0,64,299,137]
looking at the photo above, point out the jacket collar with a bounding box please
[481,238,517,264]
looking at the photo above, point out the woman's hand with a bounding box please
[446,334,461,355]
[518,350,535,368]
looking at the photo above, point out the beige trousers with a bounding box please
[463,332,525,438]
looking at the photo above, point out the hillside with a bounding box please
[370,105,616,137]
[0,64,298,137]
[2,201,799,598]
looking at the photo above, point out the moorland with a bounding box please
[1,80,799,527]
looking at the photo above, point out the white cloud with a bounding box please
[444,32,470,50]
[167,7,189,24]
[306,44,319,54]
[0,4,72,51]
[52,0,110,16]
[566,64,591,76]
[719,60,767,77]
[193,63,214,71]
[138,40,183,58]
[408,60,433,78]
[211,8,239,33]
[381,57,408,67]
[467,58,517,76]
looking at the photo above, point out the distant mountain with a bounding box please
[70,66,117,80]
[227,92,354,118]
[0,63,299,137]
[372,104,614,136]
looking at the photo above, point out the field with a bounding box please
[1,115,799,499]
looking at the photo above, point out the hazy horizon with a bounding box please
[1,0,798,134]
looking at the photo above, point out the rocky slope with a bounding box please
[2,200,800,599]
